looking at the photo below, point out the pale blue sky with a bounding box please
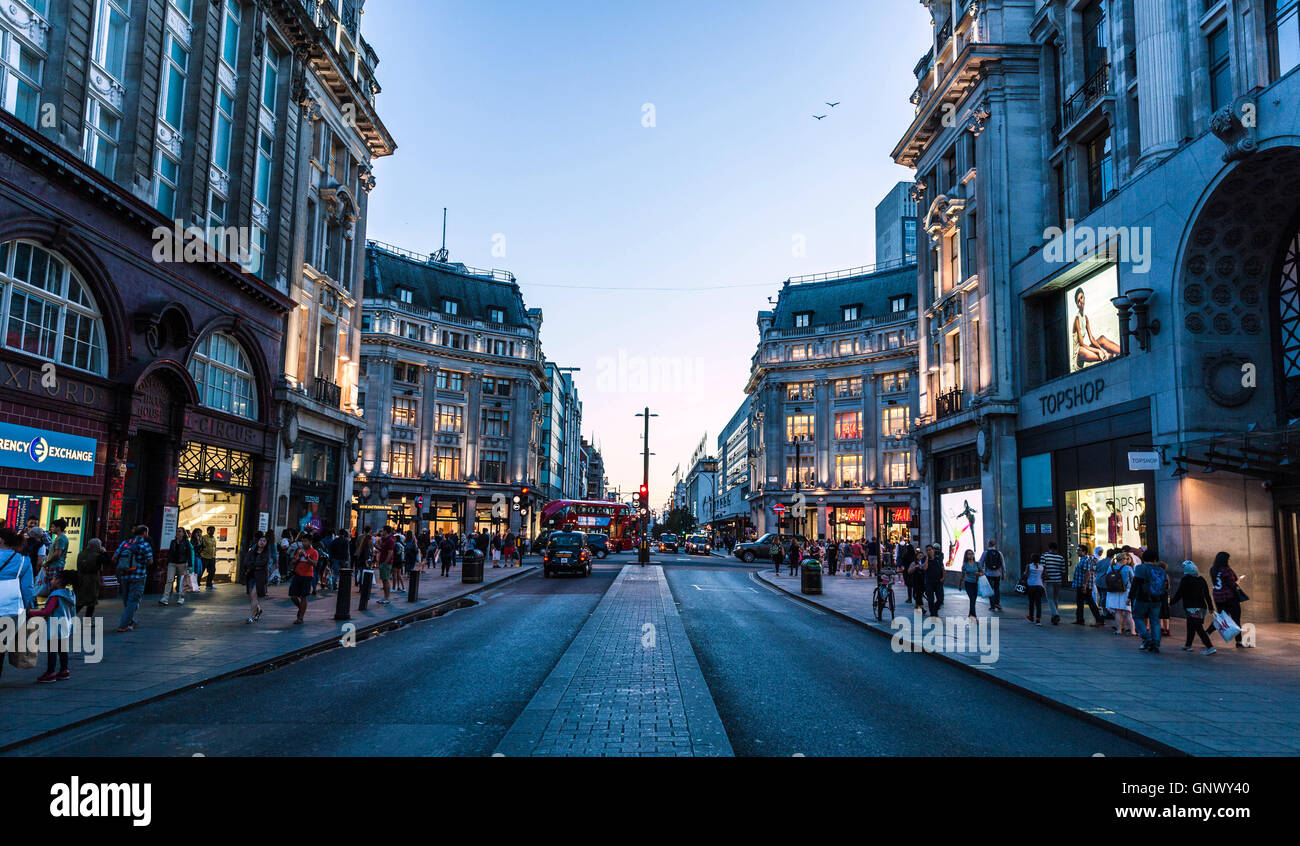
[363,0,930,501]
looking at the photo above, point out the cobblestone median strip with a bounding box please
[495,565,733,757]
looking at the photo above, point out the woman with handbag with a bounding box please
[0,526,37,678]
[162,527,194,606]
[75,539,105,618]
[1208,551,1248,648]
[243,536,272,624]
[960,548,982,618]
[1171,560,1216,655]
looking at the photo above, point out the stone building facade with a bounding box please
[355,241,545,538]
[893,0,1300,620]
[745,261,922,545]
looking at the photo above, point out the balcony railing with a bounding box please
[935,388,964,420]
[1061,63,1110,129]
[312,376,342,409]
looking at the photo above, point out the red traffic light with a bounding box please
[521,487,529,496]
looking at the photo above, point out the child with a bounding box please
[27,568,76,682]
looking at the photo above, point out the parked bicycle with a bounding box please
[873,567,897,621]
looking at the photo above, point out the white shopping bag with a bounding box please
[977,575,993,598]
[1212,610,1241,644]
[0,577,24,617]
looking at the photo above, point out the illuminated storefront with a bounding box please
[176,442,255,582]
[1017,398,1155,568]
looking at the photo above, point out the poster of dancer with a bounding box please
[939,490,984,570]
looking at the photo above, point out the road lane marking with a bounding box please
[749,571,825,614]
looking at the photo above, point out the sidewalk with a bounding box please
[0,562,535,752]
[758,567,1300,756]
[495,564,732,756]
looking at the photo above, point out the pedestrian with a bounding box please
[901,541,922,603]
[328,529,351,587]
[825,538,838,576]
[391,532,406,592]
[44,518,70,581]
[376,526,396,605]
[866,536,880,577]
[27,567,76,682]
[1156,558,1172,639]
[242,535,270,623]
[22,518,48,576]
[356,525,374,571]
[1072,544,1105,626]
[75,538,105,618]
[1024,553,1046,624]
[199,526,218,590]
[277,528,295,583]
[960,548,981,618]
[504,531,517,567]
[287,534,317,624]
[924,544,945,616]
[112,525,152,633]
[1039,542,1068,625]
[1208,551,1248,648]
[161,527,193,606]
[0,527,36,681]
[772,538,784,575]
[1171,560,1216,655]
[439,532,456,577]
[787,538,800,576]
[977,540,1004,612]
[1100,549,1134,636]
[1128,552,1168,653]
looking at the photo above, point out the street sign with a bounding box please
[773,503,787,515]
[1127,451,1161,471]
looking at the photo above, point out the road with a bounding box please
[18,553,1149,756]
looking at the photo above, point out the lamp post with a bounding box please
[635,407,658,564]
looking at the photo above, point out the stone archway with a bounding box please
[1178,145,1300,431]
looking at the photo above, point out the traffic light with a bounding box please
[638,484,648,512]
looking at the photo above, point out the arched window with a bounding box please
[1278,225,1300,418]
[0,240,106,375]
[189,331,258,420]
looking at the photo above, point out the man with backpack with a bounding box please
[113,525,153,633]
[1128,552,1168,653]
[977,539,1005,612]
[1073,544,1105,626]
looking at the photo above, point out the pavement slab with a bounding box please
[495,564,733,757]
[0,562,535,751]
[757,568,1300,756]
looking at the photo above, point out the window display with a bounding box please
[1067,265,1121,373]
[1065,483,1146,564]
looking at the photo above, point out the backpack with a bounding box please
[1144,566,1167,602]
[1103,564,1125,592]
[984,549,1003,574]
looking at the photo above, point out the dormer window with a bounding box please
[488,307,504,323]
[397,288,413,304]
[442,299,458,315]
[842,305,860,322]
[794,311,812,328]
[890,295,908,313]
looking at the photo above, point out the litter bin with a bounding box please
[800,559,823,595]
[461,549,484,584]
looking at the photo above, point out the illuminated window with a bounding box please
[835,454,863,486]
[189,331,258,420]
[786,413,814,441]
[834,411,862,440]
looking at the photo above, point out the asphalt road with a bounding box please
[21,553,1150,756]
[665,563,1151,756]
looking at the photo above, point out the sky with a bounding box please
[362,0,931,503]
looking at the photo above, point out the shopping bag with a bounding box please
[5,616,38,669]
[0,576,23,617]
[183,573,200,593]
[977,575,993,598]
[1211,610,1241,644]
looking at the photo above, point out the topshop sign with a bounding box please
[0,422,97,476]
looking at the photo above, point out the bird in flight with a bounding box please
[826,101,840,107]
[813,114,827,120]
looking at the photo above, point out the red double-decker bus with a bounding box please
[539,500,635,551]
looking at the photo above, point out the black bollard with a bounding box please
[357,567,373,610]
[334,567,353,621]
[407,567,420,603]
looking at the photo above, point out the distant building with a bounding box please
[540,362,583,503]
[874,181,919,266]
[714,400,753,540]
[582,437,607,500]
[746,259,921,544]
[356,241,545,537]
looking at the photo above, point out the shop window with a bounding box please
[835,454,862,487]
[434,447,460,480]
[188,331,258,420]
[833,377,862,398]
[0,240,106,375]
[785,413,814,441]
[479,449,507,483]
[786,382,814,401]
[1066,484,1147,562]
[834,411,862,441]
[388,442,414,478]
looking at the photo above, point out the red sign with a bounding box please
[773,503,787,515]
[885,506,912,523]
[839,507,865,523]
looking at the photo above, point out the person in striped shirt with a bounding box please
[1039,542,1069,625]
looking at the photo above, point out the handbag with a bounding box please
[6,618,39,669]
[183,572,201,593]
[1234,586,1249,603]
[977,575,993,598]
[1211,611,1241,644]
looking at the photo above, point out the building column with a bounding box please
[1135,0,1187,168]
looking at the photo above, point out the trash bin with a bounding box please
[461,549,484,584]
[801,559,823,595]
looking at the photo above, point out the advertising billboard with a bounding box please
[1067,265,1121,373]
[939,490,984,570]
